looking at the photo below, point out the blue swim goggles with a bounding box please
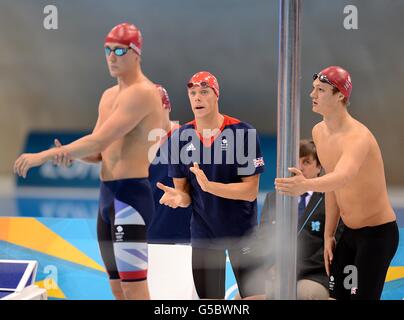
[104,46,132,57]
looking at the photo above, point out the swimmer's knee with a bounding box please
[121,279,150,300]
[109,279,125,300]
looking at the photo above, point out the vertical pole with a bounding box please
[274,0,301,300]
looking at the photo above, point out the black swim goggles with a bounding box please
[313,73,335,87]
[187,81,210,89]
[104,46,132,57]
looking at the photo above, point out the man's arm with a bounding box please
[53,138,101,165]
[79,113,103,163]
[324,191,341,239]
[173,178,192,207]
[306,134,370,192]
[324,191,340,276]
[275,133,370,195]
[206,174,260,202]
[53,92,109,166]
[189,163,260,202]
[157,178,192,208]
[45,88,150,160]
[14,88,153,177]
[80,154,103,163]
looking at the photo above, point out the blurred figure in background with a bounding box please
[258,139,344,300]
[147,85,195,299]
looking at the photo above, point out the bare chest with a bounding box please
[316,135,343,173]
[98,94,120,126]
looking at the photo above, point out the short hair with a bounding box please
[299,139,320,166]
[332,87,350,106]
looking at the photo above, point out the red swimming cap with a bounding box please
[316,66,352,98]
[105,23,142,56]
[187,71,219,97]
[156,84,171,110]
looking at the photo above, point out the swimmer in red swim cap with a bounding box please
[275,66,398,300]
[187,71,220,97]
[14,23,165,300]
[158,71,267,299]
[104,22,143,78]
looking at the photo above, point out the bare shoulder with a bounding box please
[312,121,325,141]
[116,82,161,120]
[98,85,118,112]
[123,81,159,104]
[102,85,119,99]
[341,121,373,155]
[349,119,373,141]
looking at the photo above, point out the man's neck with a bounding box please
[117,68,142,90]
[323,107,352,133]
[195,113,224,137]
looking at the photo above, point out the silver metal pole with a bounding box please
[274,0,301,300]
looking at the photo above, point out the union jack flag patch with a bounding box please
[253,157,265,168]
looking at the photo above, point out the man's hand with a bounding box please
[157,182,186,208]
[189,162,210,192]
[274,167,307,196]
[14,153,47,178]
[324,236,336,276]
[53,139,73,167]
